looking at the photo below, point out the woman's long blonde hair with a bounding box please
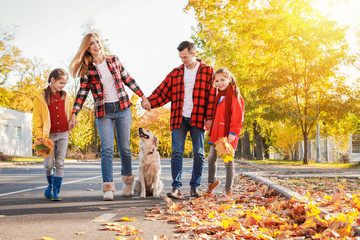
[69,32,106,78]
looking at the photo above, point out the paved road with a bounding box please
[0,158,246,240]
[4,158,356,240]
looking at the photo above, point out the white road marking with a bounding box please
[0,175,102,197]
[93,213,117,222]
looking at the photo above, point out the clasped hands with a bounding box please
[141,96,151,111]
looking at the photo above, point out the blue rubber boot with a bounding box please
[52,177,63,201]
[44,174,54,199]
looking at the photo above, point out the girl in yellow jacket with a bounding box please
[33,68,72,201]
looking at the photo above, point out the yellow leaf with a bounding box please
[222,154,233,163]
[42,237,55,240]
[121,217,136,222]
[217,203,233,213]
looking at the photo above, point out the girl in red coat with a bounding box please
[206,68,245,198]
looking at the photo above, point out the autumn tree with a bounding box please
[0,28,22,86]
[270,121,302,160]
[186,0,273,160]
[186,0,359,164]
[134,107,173,157]
[10,58,51,112]
[255,0,358,164]
[68,104,96,154]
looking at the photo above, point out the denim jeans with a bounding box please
[96,103,132,183]
[171,117,205,190]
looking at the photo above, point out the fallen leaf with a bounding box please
[120,217,136,222]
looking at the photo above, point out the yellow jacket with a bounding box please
[32,91,71,140]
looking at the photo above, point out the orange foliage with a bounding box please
[32,139,54,158]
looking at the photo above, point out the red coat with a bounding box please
[209,94,245,149]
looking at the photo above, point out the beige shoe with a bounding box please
[103,191,114,201]
[206,179,221,194]
[102,182,115,201]
[122,174,134,197]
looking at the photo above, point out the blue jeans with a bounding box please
[96,103,132,183]
[171,117,205,190]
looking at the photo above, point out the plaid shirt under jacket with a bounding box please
[148,59,216,130]
[72,55,144,118]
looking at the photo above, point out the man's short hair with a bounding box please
[177,41,196,53]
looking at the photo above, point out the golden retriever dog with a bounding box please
[133,128,163,198]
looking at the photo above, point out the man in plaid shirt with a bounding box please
[144,41,216,199]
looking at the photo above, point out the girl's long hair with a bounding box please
[69,32,106,78]
[214,68,240,97]
[44,68,68,105]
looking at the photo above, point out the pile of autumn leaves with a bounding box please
[104,175,360,239]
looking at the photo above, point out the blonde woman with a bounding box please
[69,33,150,200]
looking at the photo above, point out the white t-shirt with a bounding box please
[95,60,119,103]
[182,61,200,118]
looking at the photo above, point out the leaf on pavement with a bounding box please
[120,217,136,222]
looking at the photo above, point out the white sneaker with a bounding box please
[103,191,114,201]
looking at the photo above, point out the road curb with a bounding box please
[241,172,306,201]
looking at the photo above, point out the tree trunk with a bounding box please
[242,130,252,160]
[235,138,242,159]
[253,122,264,160]
[303,132,309,164]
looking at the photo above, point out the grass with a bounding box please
[246,158,360,169]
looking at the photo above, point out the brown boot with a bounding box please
[206,179,220,194]
[225,190,232,198]
[166,188,184,199]
[122,174,134,197]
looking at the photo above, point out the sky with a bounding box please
[1,0,359,96]
[0,0,196,96]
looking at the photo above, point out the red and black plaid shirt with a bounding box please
[72,55,144,118]
[148,59,216,130]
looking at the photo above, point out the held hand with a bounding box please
[68,114,78,130]
[228,134,236,143]
[141,98,151,111]
[37,138,43,143]
[205,120,213,130]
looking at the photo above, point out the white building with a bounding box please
[0,106,33,157]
